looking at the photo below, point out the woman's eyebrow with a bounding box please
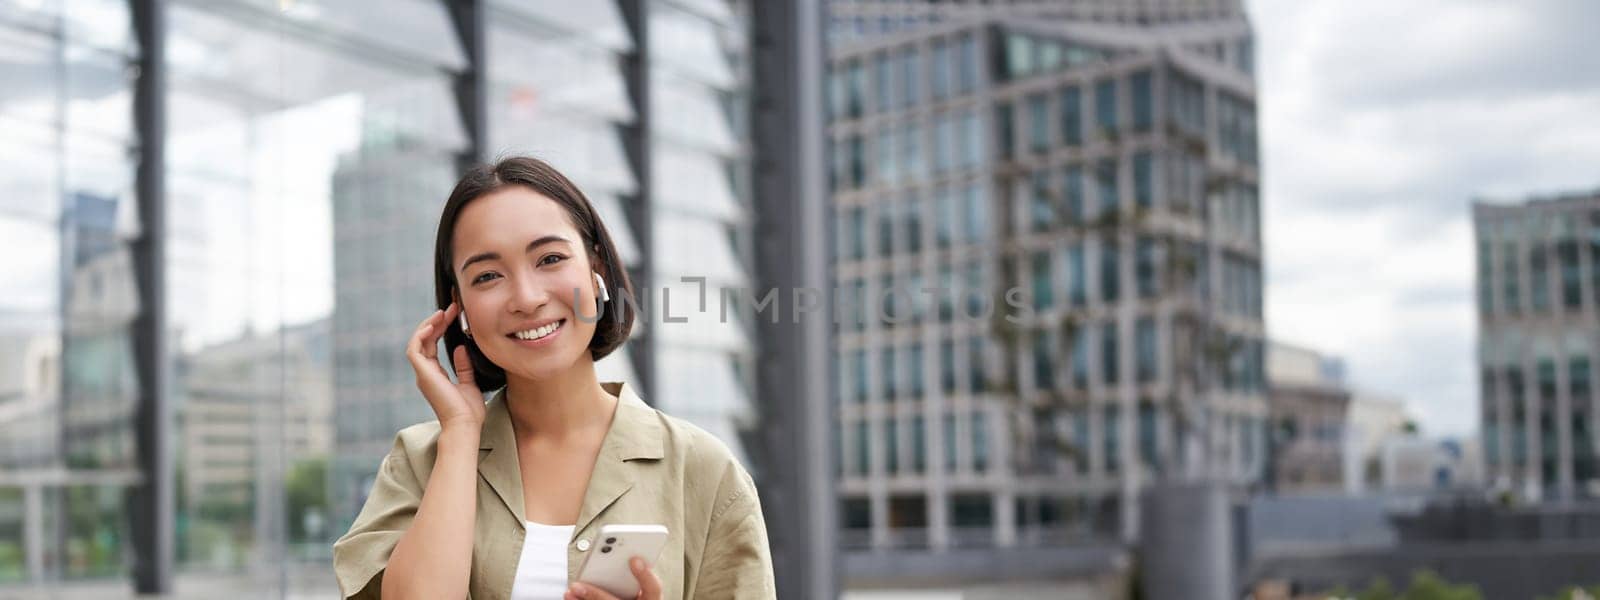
[459,235,573,273]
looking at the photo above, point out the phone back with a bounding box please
[575,524,669,598]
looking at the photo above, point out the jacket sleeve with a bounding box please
[332,434,423,599]
[693,461,777,599]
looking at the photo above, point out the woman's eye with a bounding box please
[539,254,566,266]
[471,272,500,285]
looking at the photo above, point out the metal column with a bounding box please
[618,0,656,403]
[129,0,173,593]
[447,0,487,175]
[750,0,838,597]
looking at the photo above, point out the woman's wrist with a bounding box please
[437,421,482,448]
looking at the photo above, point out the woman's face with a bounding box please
[452,186,602,383]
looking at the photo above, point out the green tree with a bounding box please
[285,456,329,543]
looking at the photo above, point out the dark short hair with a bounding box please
[433,156,635,391]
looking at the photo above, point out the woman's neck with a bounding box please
[502,361,616,441]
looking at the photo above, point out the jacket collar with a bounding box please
[476,381,664,531]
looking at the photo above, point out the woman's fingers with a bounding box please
[630,557,662,599]
[452,344,476,389]
[565,582,620,600]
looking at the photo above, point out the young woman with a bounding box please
[333,157,774,600]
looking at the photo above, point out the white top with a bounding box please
[509,521,576,600]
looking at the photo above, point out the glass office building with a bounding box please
[1475,192,1600,503]
[0,0,762,594]
[825,0,1266,584]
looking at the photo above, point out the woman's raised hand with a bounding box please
[406,301,487,430]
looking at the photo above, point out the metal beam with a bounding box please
[446,0,486,175]
[749,0,838,597]
[617,0,656,404]
[129,0,174,593]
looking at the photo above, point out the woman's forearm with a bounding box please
[382,425,481,599]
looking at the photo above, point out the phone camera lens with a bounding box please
[605,537,617,544]
[601,546,612,553]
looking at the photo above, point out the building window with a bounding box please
[1558,240,1582,309]
[904,193,923,253]
[995,102,1014,161]
[1139,403,1159,469]
[1064,165,1085,225]
[935,187,956,248]
[911,415,927,473]
[1066,246,1086,310]
[931,39,950,100]
[1027,93,1050,154]
[1136,236,1159,298]
[972,410,989,472]
[1136,318,1157,382]
[899,47,919,107]
[1501,242,1521,314]
[956,34,977,93]
[1101,321,1120,384]
[951,494,993,528]
[847,59,866,118]
[909,342,925,396]
[1477,240,1493,316]
[876,200,895,257]
[900,122,922,183]
[874,128,896,185]
[941,338,956,392]
[881,346,898,399]
[1131,70,1153,132]
[1099,236,1120,303]
[1071,326,1089,389]
[1030,170,1053,232]
[959,109,982,168]
[944,414,958,471]
[841,497,871,530]
[1005,33,1034,79]
[968,336,986,394]
[933,112,954,173]
[1133,151,1153,209]
[884,417,900,474]
[1060,85,1082,146]
[1097,158,1119,215]
[1094,78,1116,137]
[964,183,988,242]
[1033,330,1055,391]
[855,420,870,474]
[847,135,866,189]
[852,349,868,403]
[1104,404,1120,474]
[874,53,893,113]
[1531,245,1550,312]
[1032,250,1054,311]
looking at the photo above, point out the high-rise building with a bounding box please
[1474,190,1600,502]
[825,2,1264,585]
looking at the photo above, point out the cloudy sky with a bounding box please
[1245,0,1600,436]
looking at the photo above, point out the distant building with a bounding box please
[1266,342,1350,493]
[1342,393,1411,494]
[1378,436,1481,494]
[826,0,1264,589]
[1473,190,1600,502]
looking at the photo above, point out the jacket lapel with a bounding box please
[475,382,666,535]
[573,381,665,536]
[477,389,526,528]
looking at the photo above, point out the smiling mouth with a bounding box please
[508,319,565,342]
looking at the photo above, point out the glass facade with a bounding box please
[0,0,760,592]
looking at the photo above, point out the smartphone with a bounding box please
[574,524,669,598]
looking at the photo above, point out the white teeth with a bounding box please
[513,320,562,341]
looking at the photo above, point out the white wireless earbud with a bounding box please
[458,310,470,335]
[595,272,611,303]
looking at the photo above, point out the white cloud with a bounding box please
[1248,0,1600,437]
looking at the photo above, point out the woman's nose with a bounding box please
[506,273,551,314]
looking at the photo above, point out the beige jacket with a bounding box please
[332,381,775,599]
